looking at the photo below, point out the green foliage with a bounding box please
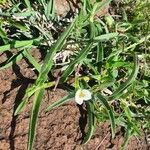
[96,93,116,138]
[0,0,6,5]
[0,0,149,149]
[82,102,96,144]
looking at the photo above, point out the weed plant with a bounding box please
[0,0,150,149]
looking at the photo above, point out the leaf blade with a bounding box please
[108,54,139,100]
[96,93,116,138]
[46,92,75,111]
[82,102,96,144]
[60,42,93,82]
[28,89,45,150]
[0,39,34,53]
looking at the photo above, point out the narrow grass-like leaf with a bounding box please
[96,93,116,138]
[0,39,34,53]
[46,92,75,111]
[93,33,118,42]
[90,0,111,22]
[13,11,33,18]
[38,0,46,9]
[0,27,8,43]
[89,22,96,38]
[11,21,29,31]
[121,124,132,150]
[24,0,32,12]
[60,43,93,82]
[0,51,23,70]
[14,96,29,116]
[28,19,77,150]
[96,43,103,63]
[124,34,150,51]
[84,60,99,75]
[28,89,45,150]
[108,54,139,100]
[36,17,77,85]
[23,49,41,72]
[15,81,56,115]
[96,0,112,13]
[82,102,96,144]
[46,0,55,19]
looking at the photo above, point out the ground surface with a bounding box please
[0,1,149,150]
[0,49,148,150]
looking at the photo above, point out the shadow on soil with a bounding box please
[1,59,35,150]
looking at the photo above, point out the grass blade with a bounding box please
[0,51,23,70]
[46,92,75,111]
[90,0,111,22]
[15,81,56,115]
[96,43,103,63]
[0,48,41,71]
[96,0,112,12]
[46,0,55,19]
[28,89,45,150]
[14,96,29,116]
[27,19,77,150]
[13,11,33,18]
[36,17,77,85]
[11,21,29,31]
[96,93,116,138]
[24,0,32,12]
[93,33,118,42]
[0,39,34,53]
[108,54,139,100]
[0,27,8,44]
[82,102,96,144]
[60,43,93,82]
[121,124,132,150]
[124,35,150,51]
[23,49,41,72]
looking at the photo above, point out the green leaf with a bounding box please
[82,102,96,144]
[0,39,34,53]
[11,21,29,31]
[93,33,118,42]
[28,89,45,150]
[0,27,8,43]
[24,0,32,12]
[96,93,116,138]
[124,35,150,51]
[14,85,38,116]
[95,0,112,13]
[60,42,93,82]
[84,59,99,75]
[23,49,41,72]
[121,124,132,150]
[96,43,103,63]
[90,0,112,22]
[15,81,56,115]
[27,18,77,150]
[14,96,29,116]
[13,11,33,18]
[46,92,75,111]
[108,54,139,100]
[46,0,55,19]
[0,51,24,70]
[36,17,77,85]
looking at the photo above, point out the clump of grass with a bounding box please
[0,0,150,149]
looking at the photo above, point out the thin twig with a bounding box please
[95,132,110,150]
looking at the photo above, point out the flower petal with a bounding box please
[75,97,84,105]
[82,89,92,101]
[75,89,84,105]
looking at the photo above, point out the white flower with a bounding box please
[75,89,92,105]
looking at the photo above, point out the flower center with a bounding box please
[79,91,85,98]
